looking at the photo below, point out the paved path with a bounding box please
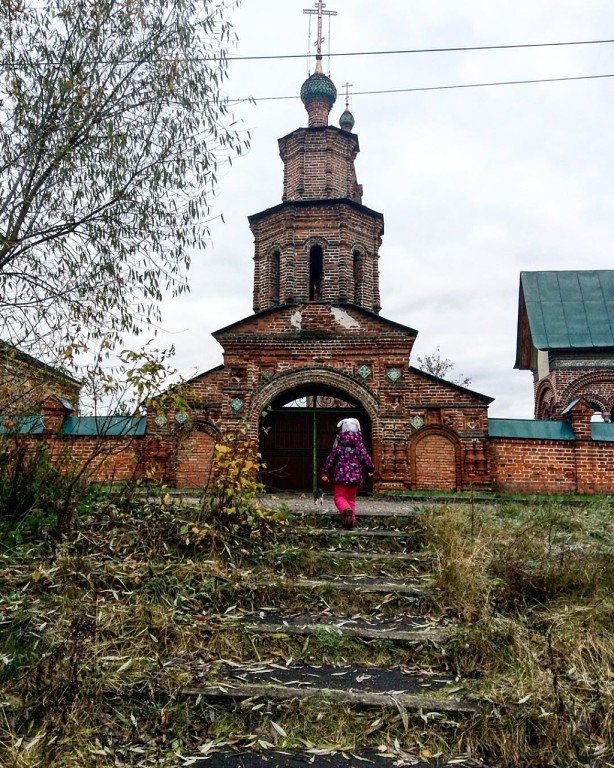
[260,492,432,516]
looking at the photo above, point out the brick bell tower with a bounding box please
[250,59,384,313]
[161,9,494,493]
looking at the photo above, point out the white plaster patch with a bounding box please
[290,310,302,330]
[330,307,361,329]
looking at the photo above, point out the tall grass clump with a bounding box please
[0,493,251,767]
[0,438,89,543]
[419,499,613,767]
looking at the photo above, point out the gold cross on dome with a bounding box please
[303,1,337,59]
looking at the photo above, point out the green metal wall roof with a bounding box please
[591,422,614,442]
[0,415,44,435]
[520,270,614,350]
[61,416,146,436]
[489,418,576,440]
[490,418,614,442]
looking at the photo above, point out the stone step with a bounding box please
[187,662,476,714]
[243,612,452,643]
[290,576,434,595]
[282,528,426,556]
[189,752,472,768]
[269,546,430,562]
[316,550,429,562]
[288,509,424,525]
[264,547,432,579]
[230,573,438,617]
[294,527,421,539]
[191,749,457,767]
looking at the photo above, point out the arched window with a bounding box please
[309,245,323,301]
[270,249,280,304]
[353,249,364,304]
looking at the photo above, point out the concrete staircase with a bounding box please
[187,499,486,767]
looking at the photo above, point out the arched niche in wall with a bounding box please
[409,425,462,492]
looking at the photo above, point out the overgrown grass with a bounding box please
[204,698,464,758]
[418,500,613,767]
[0,496,286,767]
[1,489,612,767]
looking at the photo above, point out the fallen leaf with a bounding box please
[271,721,287,738]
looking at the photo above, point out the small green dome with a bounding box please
[339,109,355,130]
[300,71,337,108]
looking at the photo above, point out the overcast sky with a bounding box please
[159,0,614,419]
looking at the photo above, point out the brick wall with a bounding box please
[0,349,81,414]
[279,126,362,202]
[154,303,493,491]
[12,435,145,483]
[171,425,218,489]
[413,432,458,490]
[488,436,614,494]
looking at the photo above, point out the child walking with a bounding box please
[321,419,374,530]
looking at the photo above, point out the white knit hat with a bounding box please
[337,417,361,433]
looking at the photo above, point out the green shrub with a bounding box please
[0,438,87,542]
[199,423,287,548]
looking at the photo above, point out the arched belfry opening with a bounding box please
[270,249,280,304]
[309,245,324,301]
[353,248,364,304]
[259,384,372,491]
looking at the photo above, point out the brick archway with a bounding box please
[250,367,379,429]
[535,379,556,420]
[252,368,379,491]
[409,426,461,491]
[559,371,614,421]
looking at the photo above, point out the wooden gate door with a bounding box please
[260,399,371,491]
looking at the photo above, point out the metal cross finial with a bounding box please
[342,82,353,110]
[303,1,337,59]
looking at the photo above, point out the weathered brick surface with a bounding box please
[0,346,81,414]
[488,439,577,493]
[279,126,362,203]
[250,201,383,314]
[12,435,145,483]
[170,424,218,489]
[153,303,493,492]
[488,437,614,494]
[535,366,614,421]
[250,119,381,315]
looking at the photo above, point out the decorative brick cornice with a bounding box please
[248,198,384,226]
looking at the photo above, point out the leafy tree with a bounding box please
[0,0,248,355]
[416,346,473,387]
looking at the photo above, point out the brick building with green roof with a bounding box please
[515,270,614,422]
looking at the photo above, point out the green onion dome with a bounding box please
[339,109,355,131]
[300,71,338,109]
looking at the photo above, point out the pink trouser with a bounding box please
[333,484,358,520]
